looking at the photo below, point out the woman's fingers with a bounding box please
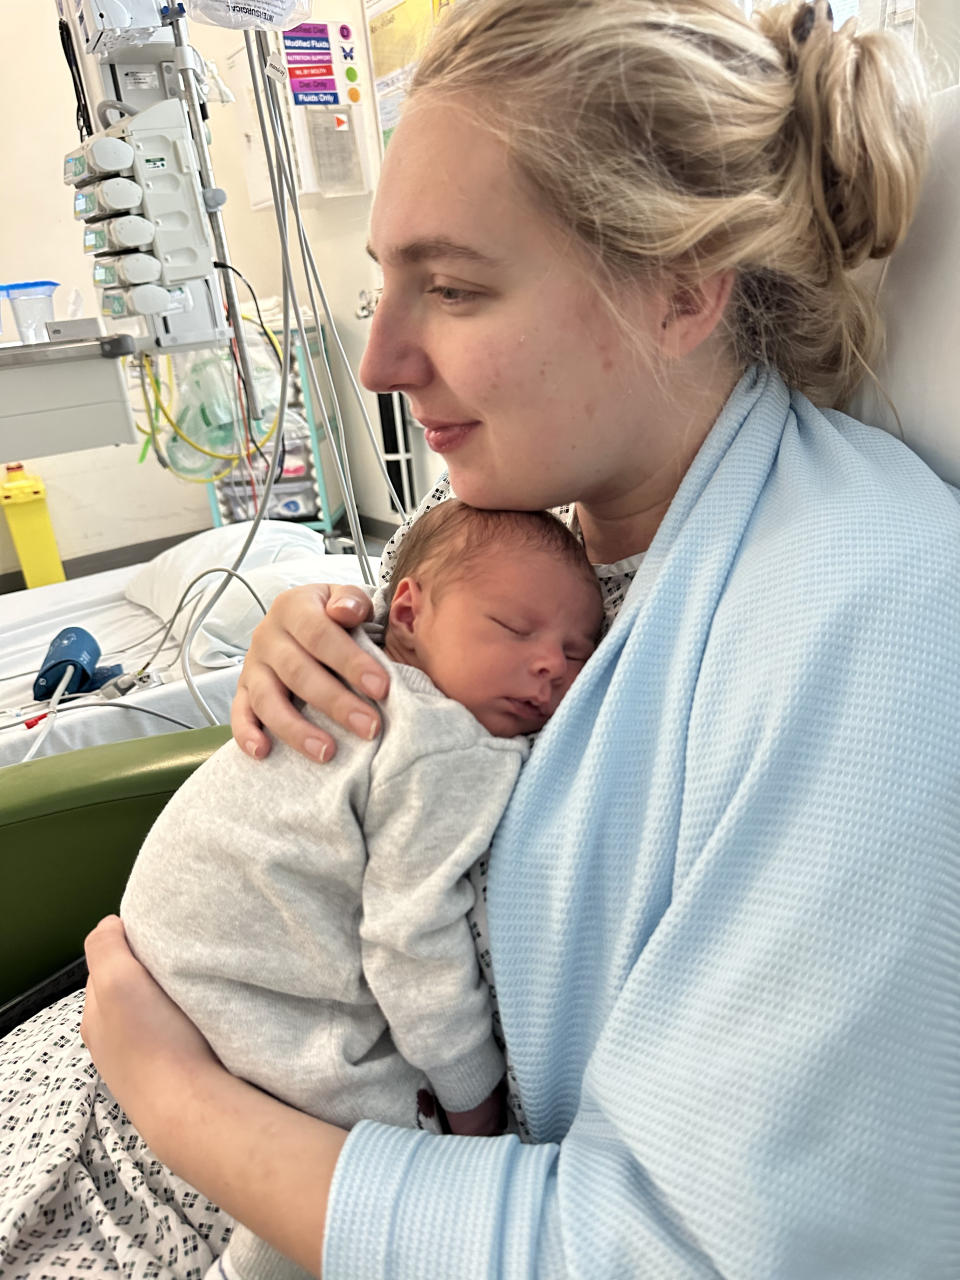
[83,914,127,979]
[81,916,135,1054]
[231,681,271,761]
[233,584,388,762]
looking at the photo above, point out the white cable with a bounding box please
[139,566,267,676]
[304,200,409,516]
[179,288,291,723]
[171,564,267,677]
[256,38,407,518]
[261,40,406,528]
[259,61,376,525]
[21,665,75,764]
[11,701,199,749]
[246,33,362,550]
[67,703,198,730]
[246,32,375,585]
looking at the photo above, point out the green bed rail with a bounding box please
[0,725,231,1020]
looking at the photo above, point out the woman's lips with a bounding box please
[420,420,480,453]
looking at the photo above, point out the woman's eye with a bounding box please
[427,285,480,305]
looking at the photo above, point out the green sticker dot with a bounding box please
[345,66,359,82]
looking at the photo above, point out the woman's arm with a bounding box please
[82,917,346,1277]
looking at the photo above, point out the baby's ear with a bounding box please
[387,577,422,639]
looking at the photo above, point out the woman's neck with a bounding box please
[575,497,672,565]
[577,361,740,565]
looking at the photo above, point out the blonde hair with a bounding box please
[411,0,930,407]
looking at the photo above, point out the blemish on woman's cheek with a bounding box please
[602,356,615,374]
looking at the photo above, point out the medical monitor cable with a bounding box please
[20,665,75,764]
[246,32,380,582]
[137,566,268,679]
[160,24,387,718]
[177,279,292,723]
[4,703,199,759]
[245,31,369,575]
[261,36,408,519]
[258,42,406,528]
[256,49,374,532]
[253,33,409,522]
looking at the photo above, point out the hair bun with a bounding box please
[759,0,928,269]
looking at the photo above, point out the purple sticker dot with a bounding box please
[339,24,352,39]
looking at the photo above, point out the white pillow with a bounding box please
[125,520,326,632]
[186,553,379,669]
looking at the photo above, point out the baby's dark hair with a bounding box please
[385,500,601,615]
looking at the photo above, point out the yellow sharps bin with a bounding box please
[1,463,65,588]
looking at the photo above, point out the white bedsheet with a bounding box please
[0,563,237,767]
[0,554,374,768]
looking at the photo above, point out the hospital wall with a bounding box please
[0,3,432,587]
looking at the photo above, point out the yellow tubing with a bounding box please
[143,352,281,461]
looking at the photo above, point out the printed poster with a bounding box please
[364,0,458,144]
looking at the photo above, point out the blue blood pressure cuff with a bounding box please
[33,627,101,700]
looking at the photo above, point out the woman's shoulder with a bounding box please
[761,397,960,587]
[715,400,960,661]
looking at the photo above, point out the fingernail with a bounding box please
[340,596,364,614]
[348,711,378,740]
[305,738,329,761]
[360,672,387,698]
[245,740,262,759]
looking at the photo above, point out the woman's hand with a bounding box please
[231,584,390,763]
[81,916,219,1151]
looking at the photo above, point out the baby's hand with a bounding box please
[444,1079,507,1137]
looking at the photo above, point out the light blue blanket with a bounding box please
[325,366,960,1278]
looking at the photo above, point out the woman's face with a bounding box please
[361,94,676,518]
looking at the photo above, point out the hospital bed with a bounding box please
[0,564,240,765]
[1,85,957,1037]
[0,521,376,767]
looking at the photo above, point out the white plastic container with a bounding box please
[4,281,59,344]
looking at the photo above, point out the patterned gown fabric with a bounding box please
[0,993,234,1278]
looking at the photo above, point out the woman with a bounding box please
[10,0,960,1276]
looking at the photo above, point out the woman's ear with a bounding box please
[658,270,735,359]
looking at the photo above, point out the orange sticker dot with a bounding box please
[348,87,361,103]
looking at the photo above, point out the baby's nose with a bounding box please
[531,644,567,681]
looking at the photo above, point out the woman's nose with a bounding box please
[359,299,432,394]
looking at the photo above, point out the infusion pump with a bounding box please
[63,98,225,345]
[57,0,236,354]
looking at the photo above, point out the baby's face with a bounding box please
[414,548,603,737]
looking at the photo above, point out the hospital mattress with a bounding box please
[0,550,373,768]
